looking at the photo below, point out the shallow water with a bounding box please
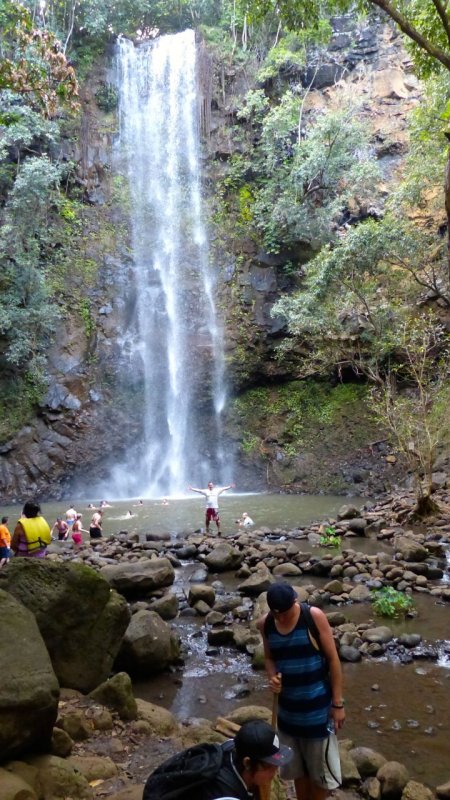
[0,493,365,539]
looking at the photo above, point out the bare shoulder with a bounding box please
[310,605,330,628]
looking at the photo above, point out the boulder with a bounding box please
[66,755,118,781]
[337,504,360,520]
[348,585,371,602]
[402,781,435,800]
[224,705,272,725]
[89,672,138,720]
[394,537,428,563]
[204,543,244,572]
[437,781,450,799]
[0,589,59,762]
[115,610,180,676]
[24,754,92,799]
[135,699,179,736]
[363,626,394,645]
[377,761,409,799]
[350,747,387,777]
[100,557,175,595]
[372,69,409,100]
[339,645,362,662]
[0,767,38,800]
[339,744,361,786]
[238,566,273,596]
[0,560,130,692]
[188,584,216,607]
[148,592,179,620]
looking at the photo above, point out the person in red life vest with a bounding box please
[11,501,52,558]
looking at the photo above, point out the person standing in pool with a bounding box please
[188,481,235,535]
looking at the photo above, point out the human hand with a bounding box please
[269,673,282,694]
[330,705,345,730]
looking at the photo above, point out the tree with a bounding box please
[0,1,78,118]
[371,315,450,517]
[238,0,450,264]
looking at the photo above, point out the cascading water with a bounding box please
[109,31,230,497]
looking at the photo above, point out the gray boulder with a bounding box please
[0,590,59,762]
[116,610,180,676]
[363,626,394,645]
[402,781,435,800]
[394,536,428,562]
[188,584,216,607]
[100,557,175,595]
[377,761,409,799]
[148,592,179,620]
[350,746,387,777]
[204,543,244,573]
[238,565,273,596]
[0,559,130,693]
[89,672,137,720]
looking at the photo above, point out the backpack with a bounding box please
[299,602,322,652]
[143,741,231,800]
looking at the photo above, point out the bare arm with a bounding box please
[10,522,23,554]
[311,607,346,730]
[188,486,207,496]
[256,614,282,694]
[217,483,236,495]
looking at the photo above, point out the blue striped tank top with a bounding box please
[264,610,331,739]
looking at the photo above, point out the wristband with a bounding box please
[331,701,345,709]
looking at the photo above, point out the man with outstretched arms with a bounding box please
[188,481,235,535]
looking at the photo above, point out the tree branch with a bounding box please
[370,0,450,71]
[431,0,450,47]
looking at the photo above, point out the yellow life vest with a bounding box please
[19,516,52,553]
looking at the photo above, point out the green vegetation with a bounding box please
[371,587,415,619]
[319,526,341,548]
[232,380,371,459]
[217,89,378,254]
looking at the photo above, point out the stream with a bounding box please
[2,493,449,787]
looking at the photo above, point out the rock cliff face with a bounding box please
[0,17,420,501]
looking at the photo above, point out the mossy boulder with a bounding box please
[0,560,130,692]
[0,590,59,763]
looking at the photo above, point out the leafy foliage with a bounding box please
[319,525,341,547]
[0,1,78,118]
[370,314,450,514]
[221,89,378,253]
[371,586,415,618]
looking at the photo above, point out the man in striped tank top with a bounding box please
[257,583,345,800]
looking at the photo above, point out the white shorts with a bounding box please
[279,730,342,790]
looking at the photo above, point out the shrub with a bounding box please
[371,587,415,618]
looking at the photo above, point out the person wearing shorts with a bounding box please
[257,583,345,800]
[188,481,235,535]
[0,516,11,567]
[89,510,103,540]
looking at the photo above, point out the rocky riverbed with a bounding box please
[1,486,449,800]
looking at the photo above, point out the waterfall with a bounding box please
[110,31,229,497]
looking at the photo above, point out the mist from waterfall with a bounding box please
[110,31,229,497]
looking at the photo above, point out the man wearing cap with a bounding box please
[203,719,292,800]
[257,583,344,800]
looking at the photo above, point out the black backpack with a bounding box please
[143,741,230,800]
[299,602,322,651]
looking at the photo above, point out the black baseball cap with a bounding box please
[266,583,297,614]
[234,720,293,766]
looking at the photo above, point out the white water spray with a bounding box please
[110,31,229,496]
